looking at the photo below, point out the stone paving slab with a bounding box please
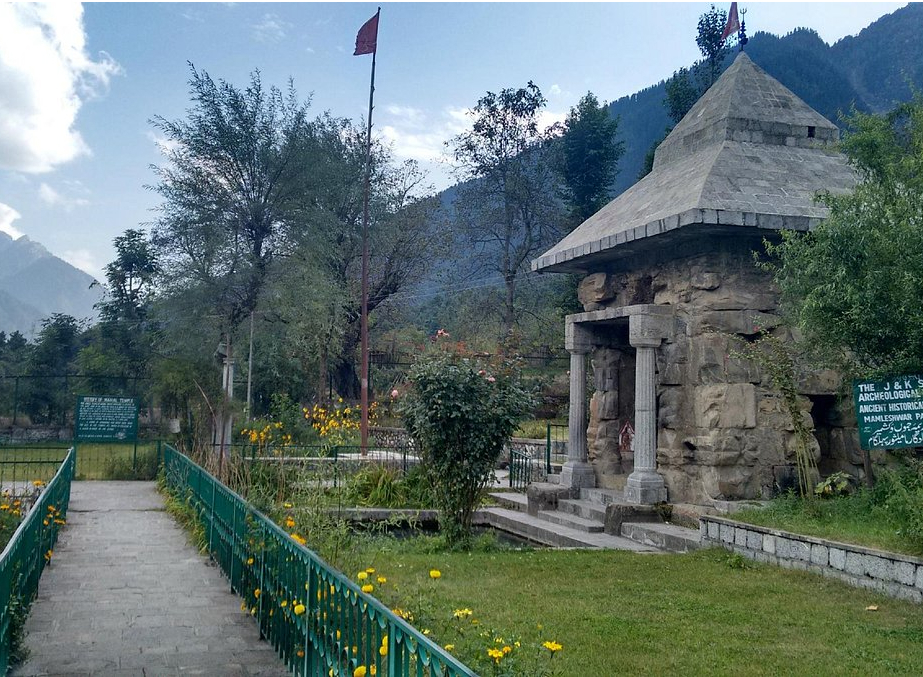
[14,482,288,677]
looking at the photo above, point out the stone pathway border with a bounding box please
[14,481,288,676]
[701,515,923,604]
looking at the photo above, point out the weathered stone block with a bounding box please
[694,384,757,429]
[829,548,846,571]
[790,540,811,562]
[720,523,734,543]
[915,566,923,590]
[845,551,865,576]
[735,528,748,547]
[776,538,792,559]
[865,556,892,582]
[762,533,776,554]
[525,484,571,517]
[578,273,613,308]
[894,561,915,586]
[603,503,661,534]
[746,530,762,550]
[707,521,720,540]
[691,272,720,290]
[810,544,829,566]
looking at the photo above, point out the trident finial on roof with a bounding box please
[739,8,749,52]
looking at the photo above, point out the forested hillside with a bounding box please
[609,3,923,195]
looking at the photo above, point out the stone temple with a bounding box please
[533,53,860,506]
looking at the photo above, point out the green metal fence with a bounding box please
[508,448,534,491]
[0,441,160,482]
[545,424,568,474]
[162,444,475,677]
[0,448,75,673]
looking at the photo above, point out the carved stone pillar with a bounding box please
[560,320,596,491]
[624,314,668,504]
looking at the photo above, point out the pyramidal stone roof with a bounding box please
[533,52,858,273]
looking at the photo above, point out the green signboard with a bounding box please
[854,375,923,450]
[75,396,139,443]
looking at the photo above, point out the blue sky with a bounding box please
[0,2,907,280]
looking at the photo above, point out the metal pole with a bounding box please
[359,16,379,457]
[246,310,254,421]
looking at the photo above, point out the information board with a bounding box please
[854,375,923,450]
[75,396,139,443]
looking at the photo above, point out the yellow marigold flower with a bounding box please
[47,505,55,512]
[247,557,254,566]
[32,480,45,487]
[241,602,247,611]
[453,608,473,619]
[43,519,49,526]
[370,668,377,676]
[365,567,375,573]
[254,588,261,598]
[293,603,306,615]
[12,500,20,507]
[54,519,65,525]
[12,510,19,517]
[336,630,341,640]
[429,569,441,579]
[283,502,293,508]
[542,640,563,652]
[44,550,53,561]
[502,645,512,654]
[297,649,305,658]
[353,667,366,677]
[284,517,296,528]
[379,645,387,657]
[357,571,368,580]
[487,648,504,662]
[361,584,373,593]
[281,600,288,607]
[250,607,256,616]
[0,505,8,510]
[290,533,306,546]
[376,576,386,584]
[444,644,455,651]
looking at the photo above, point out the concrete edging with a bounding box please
[699,516,923,603]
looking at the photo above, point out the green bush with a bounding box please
[103,448,160,480]
[399,343,533,547]
[873,457,923,551]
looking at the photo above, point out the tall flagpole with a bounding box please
[359,7,380,456]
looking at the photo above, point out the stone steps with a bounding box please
[620,522,702,553]
[489,492,528,511]
[480,507,658,551]
[580,487,625,505]
[557,498,607,522]
[537,509,604,533]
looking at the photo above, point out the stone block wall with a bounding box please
[701,516,923,604]
[578,239,860,504]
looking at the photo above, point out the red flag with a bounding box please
[721,2,740,41]
[354,11,379,56]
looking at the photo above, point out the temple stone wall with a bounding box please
[578,244,860,504]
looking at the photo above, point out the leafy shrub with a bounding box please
[103,448,160,480]
[873,457,923,551]
[399,342,534,547]
[815,471,853,498]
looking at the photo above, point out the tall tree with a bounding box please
[24,314,84,423]
[696,4,731,89]
[149,66,314,339]
[556,92,624,224]
[450,81,564,339]
[765,96,923,377]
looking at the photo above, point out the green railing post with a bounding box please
[546,422,552,475]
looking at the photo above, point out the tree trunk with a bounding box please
[503,275,516,341]
[317,345,329,403]
[331,359,360,400]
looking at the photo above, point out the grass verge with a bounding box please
[338,538,923,676]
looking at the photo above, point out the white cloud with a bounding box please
[305,46,315,54]
[146,129,180,156]
[549,84,562,96]
[0,3,121,174]
[252,13,292,43]
[38,182,90,210]
[0,202,24,239]
[60,248,101,279]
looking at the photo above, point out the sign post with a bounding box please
[853,375,923,488]
[74,396,140,471]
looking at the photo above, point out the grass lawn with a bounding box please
[0,442,161,482]
[733,492,923,557]
[336,540,923,675]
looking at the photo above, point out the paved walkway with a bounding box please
[14,482,288,677]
